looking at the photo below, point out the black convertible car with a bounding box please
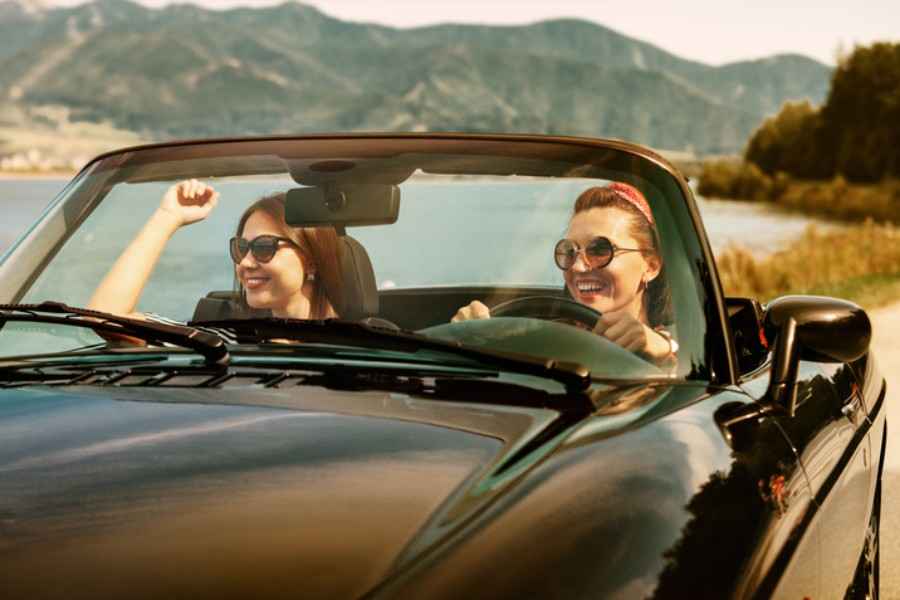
[0,134,885,599]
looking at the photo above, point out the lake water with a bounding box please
[0,178,828,258]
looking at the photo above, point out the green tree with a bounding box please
[745,42,900,182]
[822,42,900,181]
[745,100,826,178]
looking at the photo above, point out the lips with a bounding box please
[243,276,270,290]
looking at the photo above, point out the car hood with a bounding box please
[0,381,576,599]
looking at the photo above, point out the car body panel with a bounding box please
[0,379,818,600]
[367,383,820,600]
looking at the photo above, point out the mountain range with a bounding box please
[0,0,832,154]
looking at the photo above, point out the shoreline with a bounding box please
[0,171,76,180]
[697,195,842,260]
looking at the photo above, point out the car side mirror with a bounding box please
[763,295,871,416]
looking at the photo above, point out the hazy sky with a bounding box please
[48,0,900,66]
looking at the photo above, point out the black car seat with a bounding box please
[336,235,379,320]
[191,235,380,322]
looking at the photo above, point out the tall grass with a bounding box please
[778,177,900,224]
[697,161,899,225]
[716,221,900,308]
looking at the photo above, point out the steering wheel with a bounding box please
[489,295,601,330]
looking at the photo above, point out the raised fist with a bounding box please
[158,179,219,227]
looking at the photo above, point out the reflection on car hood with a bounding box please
[0,383,566,599]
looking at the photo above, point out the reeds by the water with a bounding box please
[778,177,900,224]
[716,221,900,308]
[697,160,899,225]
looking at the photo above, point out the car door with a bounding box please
[740,360,872,598]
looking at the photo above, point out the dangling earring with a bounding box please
[306,273,316,282]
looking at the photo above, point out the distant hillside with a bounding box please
[0,0,832,154]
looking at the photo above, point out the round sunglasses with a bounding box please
[554,236,644,271]
[229,235,297,264]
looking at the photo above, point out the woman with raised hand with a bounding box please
[88,179,342,324]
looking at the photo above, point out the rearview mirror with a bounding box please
[763,295,871,415]
[285,184,400,228]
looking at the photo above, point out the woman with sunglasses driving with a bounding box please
[88,179,342,328]
[452,182,676,365]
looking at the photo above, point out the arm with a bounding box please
[88,179,219,318]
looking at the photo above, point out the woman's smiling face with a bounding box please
[563,206,660,319]
[236,210,311,317]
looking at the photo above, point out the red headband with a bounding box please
[608,182,654,226]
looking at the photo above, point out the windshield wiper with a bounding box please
[192,317,591,393]
[0,302,229,366]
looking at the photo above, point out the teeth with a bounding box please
[577,281,606,292]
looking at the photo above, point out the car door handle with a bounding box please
[841,395,861,418]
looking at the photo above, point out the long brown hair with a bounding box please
[234,193,343,319]
[571,185,673,327]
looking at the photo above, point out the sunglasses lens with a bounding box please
[230,237,282,263]
[229,238,248,264]
[554,239,577,270]
[250,237,279,263]
[586,237,614,267]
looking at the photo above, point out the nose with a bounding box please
[570,250,590,272]
[238,251,259,270]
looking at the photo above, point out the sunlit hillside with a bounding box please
[0,0,831,169]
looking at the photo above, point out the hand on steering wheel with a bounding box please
[453,295,601,330]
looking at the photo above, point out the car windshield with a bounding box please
[0,137,712,381]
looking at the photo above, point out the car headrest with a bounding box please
[336,235,379,320]
[190,291,265,322]
[191,235,378,322]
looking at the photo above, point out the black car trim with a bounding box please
[867,379,887,424]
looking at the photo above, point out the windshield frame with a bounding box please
[0,133,737,384]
